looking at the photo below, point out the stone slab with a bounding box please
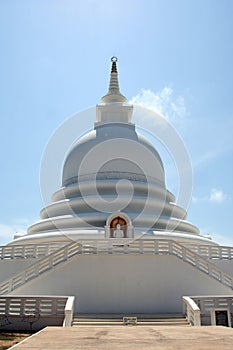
[9,326,233,350]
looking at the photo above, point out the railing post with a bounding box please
[183,296,201,326]
[93,240,98,254]
[168,241,173,255]
[52,299,57,316]
[35,297,40,316]
[63,246,68,261]
[139,240,143,254]
[11,246,16,258]
[33,245,37,258]
[182,246,187,261]
[22,245,26,259]
[219,247,223,259]
[187,307,191,323]
[34,263,39,277]
[220,270,225,283]
[5,297,10,315]
[49,255,53,269]
[63,296,75,327]
[229,247,232,259]
[8,279,13,293]
[182,298,186,316]
[20,298,25,317]
[194,309,201,326]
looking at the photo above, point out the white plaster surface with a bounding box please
[11,254,232,313]
[0,259,37,283]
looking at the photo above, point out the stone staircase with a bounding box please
[72,314,190,326]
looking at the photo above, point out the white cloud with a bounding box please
[192,188,227,204]
[129,87,187,123]
[191,194,209,203]
[209,188,226,203]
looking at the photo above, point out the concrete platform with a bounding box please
[9,326,233,350]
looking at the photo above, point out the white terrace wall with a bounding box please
[0,243,62,283]
[0,259,37,283]
[208,260,233,278]
[10,254,232,314]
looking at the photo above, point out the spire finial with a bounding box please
[96,57,133,125]
[101,57,127,103]
[111,56,118,73]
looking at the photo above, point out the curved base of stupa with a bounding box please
[9,227,217,246]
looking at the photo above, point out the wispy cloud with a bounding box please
[129,87,187,123]
[209,188,226,203]
[192,188,227,204]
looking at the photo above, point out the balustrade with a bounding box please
[0,295,75,327]
[1,239,233,296]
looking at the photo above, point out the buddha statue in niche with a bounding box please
[113,224,124,238]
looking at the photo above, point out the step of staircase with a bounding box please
[72,314,190,327]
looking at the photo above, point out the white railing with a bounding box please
[1,239,233,295]
[190,295,233,314]
[183,295,233,326]
[182,296,201,326]
[0,241,81,294]
[0,243,62,260]
[0,295,69,317]
[184,244,233,260]
[63,296,75,327]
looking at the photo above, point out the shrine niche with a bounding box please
[105,212,134,239]
[110,216,127,238]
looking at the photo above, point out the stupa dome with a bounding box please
[62,123,165,187]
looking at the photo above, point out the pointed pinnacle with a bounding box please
[101,57,127,103]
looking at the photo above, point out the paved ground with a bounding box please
[9,326,233,350]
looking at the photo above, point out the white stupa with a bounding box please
[1,58,233,318]
[12,57,212,246]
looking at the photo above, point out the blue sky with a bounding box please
[0,0,233,245]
